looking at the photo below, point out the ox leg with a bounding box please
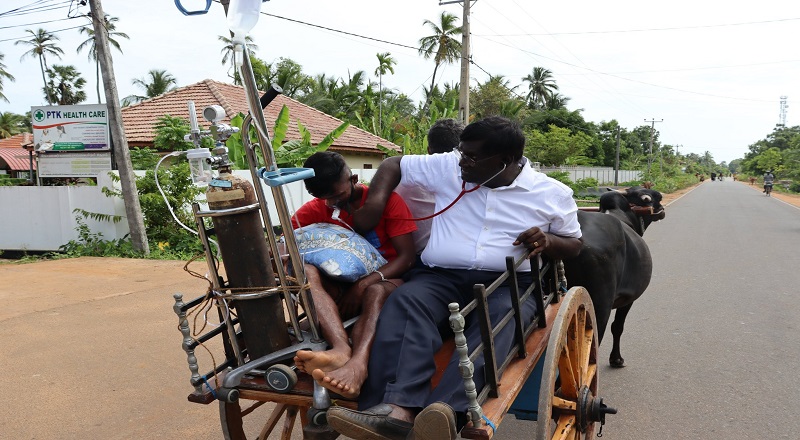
[609,304,632,368]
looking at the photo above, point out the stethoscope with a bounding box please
[395,161,510,222]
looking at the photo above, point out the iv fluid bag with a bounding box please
[227,0,261,42]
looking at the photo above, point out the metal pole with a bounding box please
[614,127,620,186]
[26,147,34,184]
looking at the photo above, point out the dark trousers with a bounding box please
[358,266,536,414]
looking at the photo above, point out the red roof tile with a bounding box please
[0,148,36,171]
[121,79,400,154]
[0,133,33,149]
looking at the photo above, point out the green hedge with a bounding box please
[0,177,29,186]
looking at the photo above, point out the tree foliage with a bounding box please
[77,15,129,104]
[524,125,594,166]
[153,115,193,151]
[0,52,15,103]
[130,69,177,103]
[44,65,87,105]
[15,28,63,104]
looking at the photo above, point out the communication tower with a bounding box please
[779,96,788,127]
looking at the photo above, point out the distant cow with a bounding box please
[642,181,654,189]
[564,187,665,367]
[749,177,757,185]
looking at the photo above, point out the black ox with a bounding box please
[563,186,665,367]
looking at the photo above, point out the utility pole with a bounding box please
[458,0,470,125]
[88,0,149,254]
[441,0,470,125]
[644,118,663,177]
[614,126,620,186]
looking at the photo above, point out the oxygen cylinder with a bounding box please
[206,169,290,360]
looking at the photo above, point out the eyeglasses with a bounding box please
[454,146,500,167]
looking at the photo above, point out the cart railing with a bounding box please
[447,252,563,434]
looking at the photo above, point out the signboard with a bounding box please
[31,104,110,151]
[38,151,113,178]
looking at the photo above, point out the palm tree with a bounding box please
[418,12,462,105]
[0,112,24,138]
[545,92,571,111]
[44,65,87,105]
[374,52,396,131]
[522,67,558,110]
[219,34,259,82]
[77,16,129,103]
[0,53,15,103]
[15,28,64,104]
[131,69,177,103]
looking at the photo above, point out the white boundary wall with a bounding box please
[0,170,377,251]
[538,166,641,184]
[0,173,128,251]
[0,166,635,251]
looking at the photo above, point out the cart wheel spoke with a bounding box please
[221,398,305,440]
[582,364,597,389]
[558,346,578,398]
[551,396,577,411]
[574,307,586,376]
[551,415,577,440]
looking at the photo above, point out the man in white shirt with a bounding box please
[395,118,464,253]
[327,116,583,440]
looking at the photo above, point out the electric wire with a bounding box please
[504,0,649,116]
[250,5,776,111]
[0,15,76,31]
[0,23,82,43]
[0,0,61,17]
[476,16,800,36]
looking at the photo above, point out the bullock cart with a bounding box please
[173,247,615,440]
[168,27,614,439]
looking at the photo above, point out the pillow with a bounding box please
[293,222,387,282]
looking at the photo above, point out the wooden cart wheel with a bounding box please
[535,286,612,440]
[220,400,304,440]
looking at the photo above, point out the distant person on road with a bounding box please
[763,170,775,193]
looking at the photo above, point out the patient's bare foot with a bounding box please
[293,348,350,374]
[310,360,368,399]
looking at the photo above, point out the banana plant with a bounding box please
[226,105,349,169]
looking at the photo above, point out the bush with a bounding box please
[63,150,208,260]
[0,177,30,186]
[545,171,572,186]
[59,214,139,258]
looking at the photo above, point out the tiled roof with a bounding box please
[0,148,35,171]
[121,79,400,154]
[0,133,33,149]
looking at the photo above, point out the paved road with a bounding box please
[3,181,798,440]
[497,180,800,439]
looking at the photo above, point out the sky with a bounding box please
[2,0,800,165]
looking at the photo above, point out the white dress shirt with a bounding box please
[394,183,435,254]
[400,152,581,272]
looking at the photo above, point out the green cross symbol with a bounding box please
[33,109,45,122]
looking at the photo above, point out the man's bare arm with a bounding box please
[353,156,402,232]
[514,227,583,260]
